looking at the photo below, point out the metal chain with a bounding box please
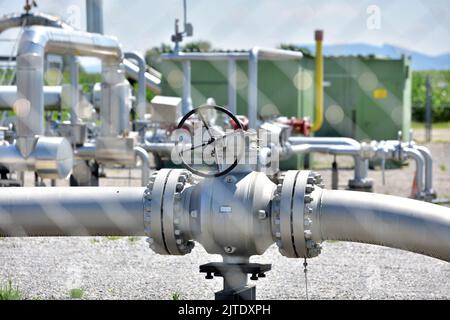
[303,258,309,300]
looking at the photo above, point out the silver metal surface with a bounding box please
[317,189,450,262]
[134,146,150,186]
[0,86,61,110]
[0,137,73,179]
[86,0,104,34]
[0,187,145,237]
[124,52,147,119]
[16,25,123,156]
[123,55,162,95]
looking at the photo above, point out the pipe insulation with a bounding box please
[16,25,123,156]
[317,189,450,262]
[0,187,146,237]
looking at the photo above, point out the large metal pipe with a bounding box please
[16,26,123,156]
[316,189,450,262]
[0,187,145,237]
[0,85,61,110]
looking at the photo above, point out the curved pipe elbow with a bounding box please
[134,146,150,186]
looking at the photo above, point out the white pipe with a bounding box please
[0,86,61,110]
[16,26,123,156]
[415,146,434,196]
[317,189,450,261]
[69,56,79,125]
[403,147,425,198]
[289,136,360,148]
[0,187,146,237]
[0,12,74,33]
[134,146,150,186]
[227,59,237,114]
[162,48,302,125]
[182,60,193,115]
[86,0,104,34]
[124,52,147,120]
[123,58,162,94]
[248,47,303,129]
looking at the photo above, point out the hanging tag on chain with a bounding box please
[303,258,309,300]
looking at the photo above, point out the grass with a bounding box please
[128,236,140,243]
[0,280,22,300]
[106,236,122,241]
[325,240,340,244]
[412,121,450,129]
[69,288,84,299]
[171,292,182,300]
[90,238,100,244]
[440,164,447,172]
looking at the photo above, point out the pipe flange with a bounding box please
[145,169,194,256]
[171,170,195,255]
[272,170,322,259]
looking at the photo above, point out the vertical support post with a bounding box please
[182,60,192,115]
[69,56,79,125]
[248,51,258,129]
[425,76,432,143]
[86,0,104,34]
[227,59,237,114]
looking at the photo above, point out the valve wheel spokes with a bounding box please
[176,105,245,178]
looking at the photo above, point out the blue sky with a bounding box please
[0,0,449,56]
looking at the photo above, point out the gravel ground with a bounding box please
[0,139,449,300]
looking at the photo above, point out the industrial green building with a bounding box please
[156,53,412,143]
[318,55,412,141]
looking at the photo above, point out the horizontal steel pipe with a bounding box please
[0,187,146,237]
[0,85,61,110]
[317,189,450,262]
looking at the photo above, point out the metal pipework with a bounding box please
[286,139,372,191]
[16,25,123,156]
[123,58,162,94]
[311,30,324,133]
[403,147,425,199]
[73,144,150,187]
[161,48,303,124]
[134,146,150,187]
[248,47,303,129]
[86,0,104,34]
[144,169,450,263]
[414,146,436,199]
[0,187,145,237]
[0,169,449,264]
[123,52,162,117]
[0,137,73,179]
[0,12,74,33]
[0,86,61,110]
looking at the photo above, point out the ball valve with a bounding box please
[142,106,450,299]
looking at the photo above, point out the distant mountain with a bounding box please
[303,43,450,71]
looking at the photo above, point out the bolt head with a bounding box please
[258,210,267,220]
